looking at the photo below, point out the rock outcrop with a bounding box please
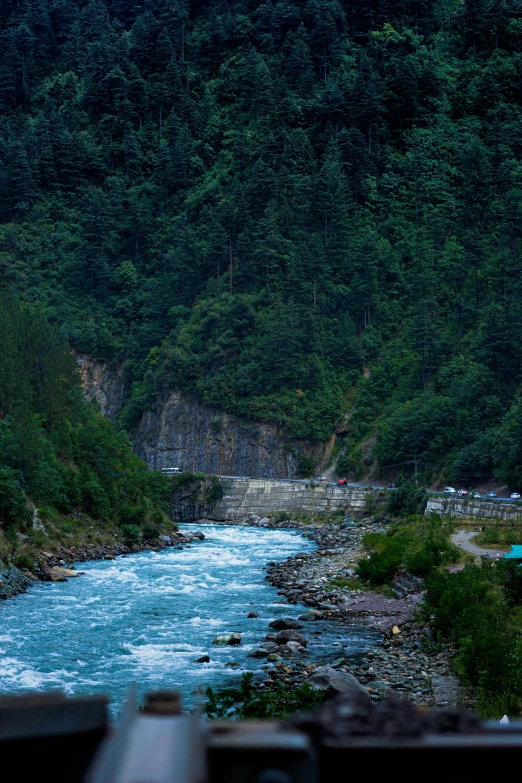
[79,357,320,478]
[78,355,126,418]
[0,561,33,599]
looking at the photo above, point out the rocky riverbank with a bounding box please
[0,529,205,599]
[197,515,470,710]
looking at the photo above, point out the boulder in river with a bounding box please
[53,567,80,578]
[195,654,210,663]
[275,629,307,647]
[267,653,281,662]
[248,648,269,658]
[212,632,242,646]
[269,617,304,630]
[247,611,260,618]
[299,610,324,621]
[41,564,68,582]
[306,667,370,700]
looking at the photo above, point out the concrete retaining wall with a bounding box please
[426,496,522,523]
[206,478,384,521]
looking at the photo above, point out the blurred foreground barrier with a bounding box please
[3,688,522,782]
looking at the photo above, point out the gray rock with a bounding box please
[275,629,307,647]
[228,632,242,645]
[267,653,282,662]
[299,610,324,621]
[195,654,210,663]
[160,535,172,544]
[247,611,260,618]
[212,633,242,646]
[269,617,304,630]
[0,564,33,599]
[306,668,370,700]
[248,648,270,658]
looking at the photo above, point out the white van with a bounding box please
[161,467,182,475]
[444,486,456,495]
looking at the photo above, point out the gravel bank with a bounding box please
[198,516,471,709]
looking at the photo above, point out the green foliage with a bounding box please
[120,524,141,544]
[297,453,315,477]
[475,527,522,547]
[0,467,30,528]
[388,478,428,517]
[357,515,459,584]
[204,476,224,505]
[205,672,325,721]
[424,561,522,716]
[0,290,170,541]
[0,0,521,473]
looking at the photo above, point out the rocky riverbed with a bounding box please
[198,515,470,710]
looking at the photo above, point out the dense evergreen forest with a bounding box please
[1,0,522,485]
[0,289,169,543]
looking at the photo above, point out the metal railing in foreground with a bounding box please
[1,688,521,783]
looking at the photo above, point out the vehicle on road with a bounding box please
[457,489,469,496]
[487,491,497,498]
[444,486,456,494]
[337,479,348,486]
[511,493,521,500]
[387,482,397,489]
[473,492,481,498]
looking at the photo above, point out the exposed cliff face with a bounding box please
[77,355,126,418]
[80,358,320,477]
[133,390,317,477]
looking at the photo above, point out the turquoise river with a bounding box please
[0,524,376,715]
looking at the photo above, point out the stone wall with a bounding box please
[173,477,387,522]
[426,496,522,523]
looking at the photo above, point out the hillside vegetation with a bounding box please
[1,0,522,483]
[0,289,171,558]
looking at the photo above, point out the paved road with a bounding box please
[451,530,506,560]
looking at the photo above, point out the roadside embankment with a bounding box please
[427,495,522,523]
[172,475,387,523]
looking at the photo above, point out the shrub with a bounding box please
[357,516,458,584]
[423,561,522,716]
[142,522,160,541]
[388,477,428,516]
[0,466,30,529]
[205,476,224,504]
[120,524,141,544]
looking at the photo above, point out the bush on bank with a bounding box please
[356,515,459,584]
[423,561,522,717]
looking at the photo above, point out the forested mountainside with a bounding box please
[0,289,170,550]
[1,0,522,485]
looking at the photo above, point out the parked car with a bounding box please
[473,492,481,498]
[337,479,348,486]
[444,486,456,494]
[457,489,469,496]
[511,492,521,500]
[487,491,497,498]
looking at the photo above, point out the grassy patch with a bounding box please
[356,514,459,586]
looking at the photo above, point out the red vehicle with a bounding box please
[337,479,348,486]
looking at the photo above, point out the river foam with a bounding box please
[0,524,375,715]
